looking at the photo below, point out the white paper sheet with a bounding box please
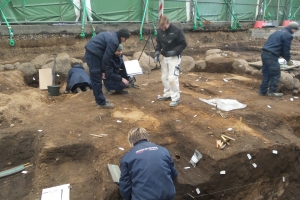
[199,98,247,111]
[41,184,70,200]
[124,60,143,76]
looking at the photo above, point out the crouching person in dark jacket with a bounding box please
[259,21,299,97]
[104,44,130,94]
[119,127,178,200]
[65,63,91,93]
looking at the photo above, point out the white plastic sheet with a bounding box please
[199,98,247,111]
[41,184,70,200]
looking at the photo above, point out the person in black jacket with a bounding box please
[154,16,187,107]
[64,62,91,93]
[104,44,130,94]
[119,127,178,200]
[259,22,299,97]
[84,28,130,108]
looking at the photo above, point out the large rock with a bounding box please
[245,65,257,75]
[45,58,54,65]
[132,52,156,72]
[280,72,294,89]
[31,54,49,69]
[293,78,300,89]
[14,62,21,68]
[205,56,234,73]
[56,53,71,74]
[17,62,37,76]
[41,53,71,74]
[205,49,222,57]
[251,69,262,79]
[180,56,195,72]
[4,64,14,70]
[232,59,249,74]
[70,58,83,66]
[0,64,4,71]
[205,53,221,61]
[195,60,206,71]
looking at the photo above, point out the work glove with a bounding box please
[154,51,160,62]
[165,50,177,57]
[287,60,294,66]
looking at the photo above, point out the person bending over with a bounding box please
[259,22,299,97]
[154,15,187,107]
[85,28,130,108]
[119,127,178,200]
[65,63,91,93]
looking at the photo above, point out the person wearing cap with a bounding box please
[259,21,299,97]
[119,127,178,200]
[154,16,187,107]
[84,28,130,108]
[104,44,131,94]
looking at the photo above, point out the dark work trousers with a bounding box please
[85,51,106,105]
[259,51,281,94]
[71,82,90,93]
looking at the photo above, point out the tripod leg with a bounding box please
[138,36,151,61]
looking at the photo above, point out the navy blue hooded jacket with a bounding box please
[65,65,91,91]
[85,31,120,69]
[262,27,294,61]
[119,140,178,200]
[104,54,128,90]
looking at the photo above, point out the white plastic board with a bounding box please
[199,98,247,112]
[41,183,70,200]
[39,68,53,90]
[124,60,143,76]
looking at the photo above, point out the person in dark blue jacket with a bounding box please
[104,44,130,94]
[119,127,178,200]
[259,22,299,97]
[64,63,91,93]
[85,28,130,108]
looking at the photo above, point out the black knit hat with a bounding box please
[118,28,130,39]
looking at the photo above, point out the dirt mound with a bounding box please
[0,71,26,94]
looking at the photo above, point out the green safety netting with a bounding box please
[197,0,227,21]
[148,0,187,22]
[264,0,300,21]
[196,0,257,22]
[91,0,143,22]
[1,0,75,22]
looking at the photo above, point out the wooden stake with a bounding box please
[238,117,242,132]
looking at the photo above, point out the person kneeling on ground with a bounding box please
[259,21,299,97]
[119,127,178,200]
[104,44,137,94]
[64,63,92,93]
